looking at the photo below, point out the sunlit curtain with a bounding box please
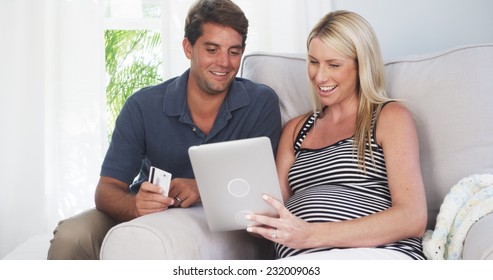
[42,0,106,226]
[0,0,106,255]
[161,0,332,79]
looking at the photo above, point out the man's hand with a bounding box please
[167,178,201,208]
[135,182,175,216]
[95,177,199,222]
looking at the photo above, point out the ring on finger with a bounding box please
[175,196,183,205]
[271,229,278,239]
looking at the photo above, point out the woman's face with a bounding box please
[307,37,359,107]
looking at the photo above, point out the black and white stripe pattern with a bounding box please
[275,110,425,260]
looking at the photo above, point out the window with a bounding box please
[103,0,163,137]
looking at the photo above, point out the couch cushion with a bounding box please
[384,44,493,228]
[241,52,312,125]
[463,212,493,259]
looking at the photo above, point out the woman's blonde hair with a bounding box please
[307,10,393,170]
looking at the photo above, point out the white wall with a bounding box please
[331,0,493,60]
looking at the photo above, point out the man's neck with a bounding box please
[187,89,227,136]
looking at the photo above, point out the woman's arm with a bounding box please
[275,115,306,202]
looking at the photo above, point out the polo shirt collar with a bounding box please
[163,69,250,118]
[162,70,189,117]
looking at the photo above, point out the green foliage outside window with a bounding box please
[105,29,163,138]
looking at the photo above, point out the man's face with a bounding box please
[183,22,244,96]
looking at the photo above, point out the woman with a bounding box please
[246,10,427,260]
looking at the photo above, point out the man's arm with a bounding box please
[95,176,175,222]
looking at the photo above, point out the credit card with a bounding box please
[149,166,172,196]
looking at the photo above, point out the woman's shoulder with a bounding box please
[284,112,314,131]
[376,101,417,144]
[281,112,313,141]
[379,101,413,122]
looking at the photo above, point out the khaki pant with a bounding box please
[47,209,118,260]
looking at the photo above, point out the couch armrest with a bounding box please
[100,205,274,260]
[463,212,493,260]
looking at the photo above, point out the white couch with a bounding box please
[100,44,493,260]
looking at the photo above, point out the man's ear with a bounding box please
[182,38,192,60]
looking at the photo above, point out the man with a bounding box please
[47,0,281,260]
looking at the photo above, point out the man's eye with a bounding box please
[207,49,217,54]
[229,49,242,56]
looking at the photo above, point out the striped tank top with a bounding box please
[275,108,425,260]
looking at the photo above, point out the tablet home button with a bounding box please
[227,178,250,198]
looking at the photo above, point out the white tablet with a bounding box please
[188,136,283,231]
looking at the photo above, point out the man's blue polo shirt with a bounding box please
[100,70,282,192]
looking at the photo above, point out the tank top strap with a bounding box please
[371,101,395,144]
[293,111,321,152]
